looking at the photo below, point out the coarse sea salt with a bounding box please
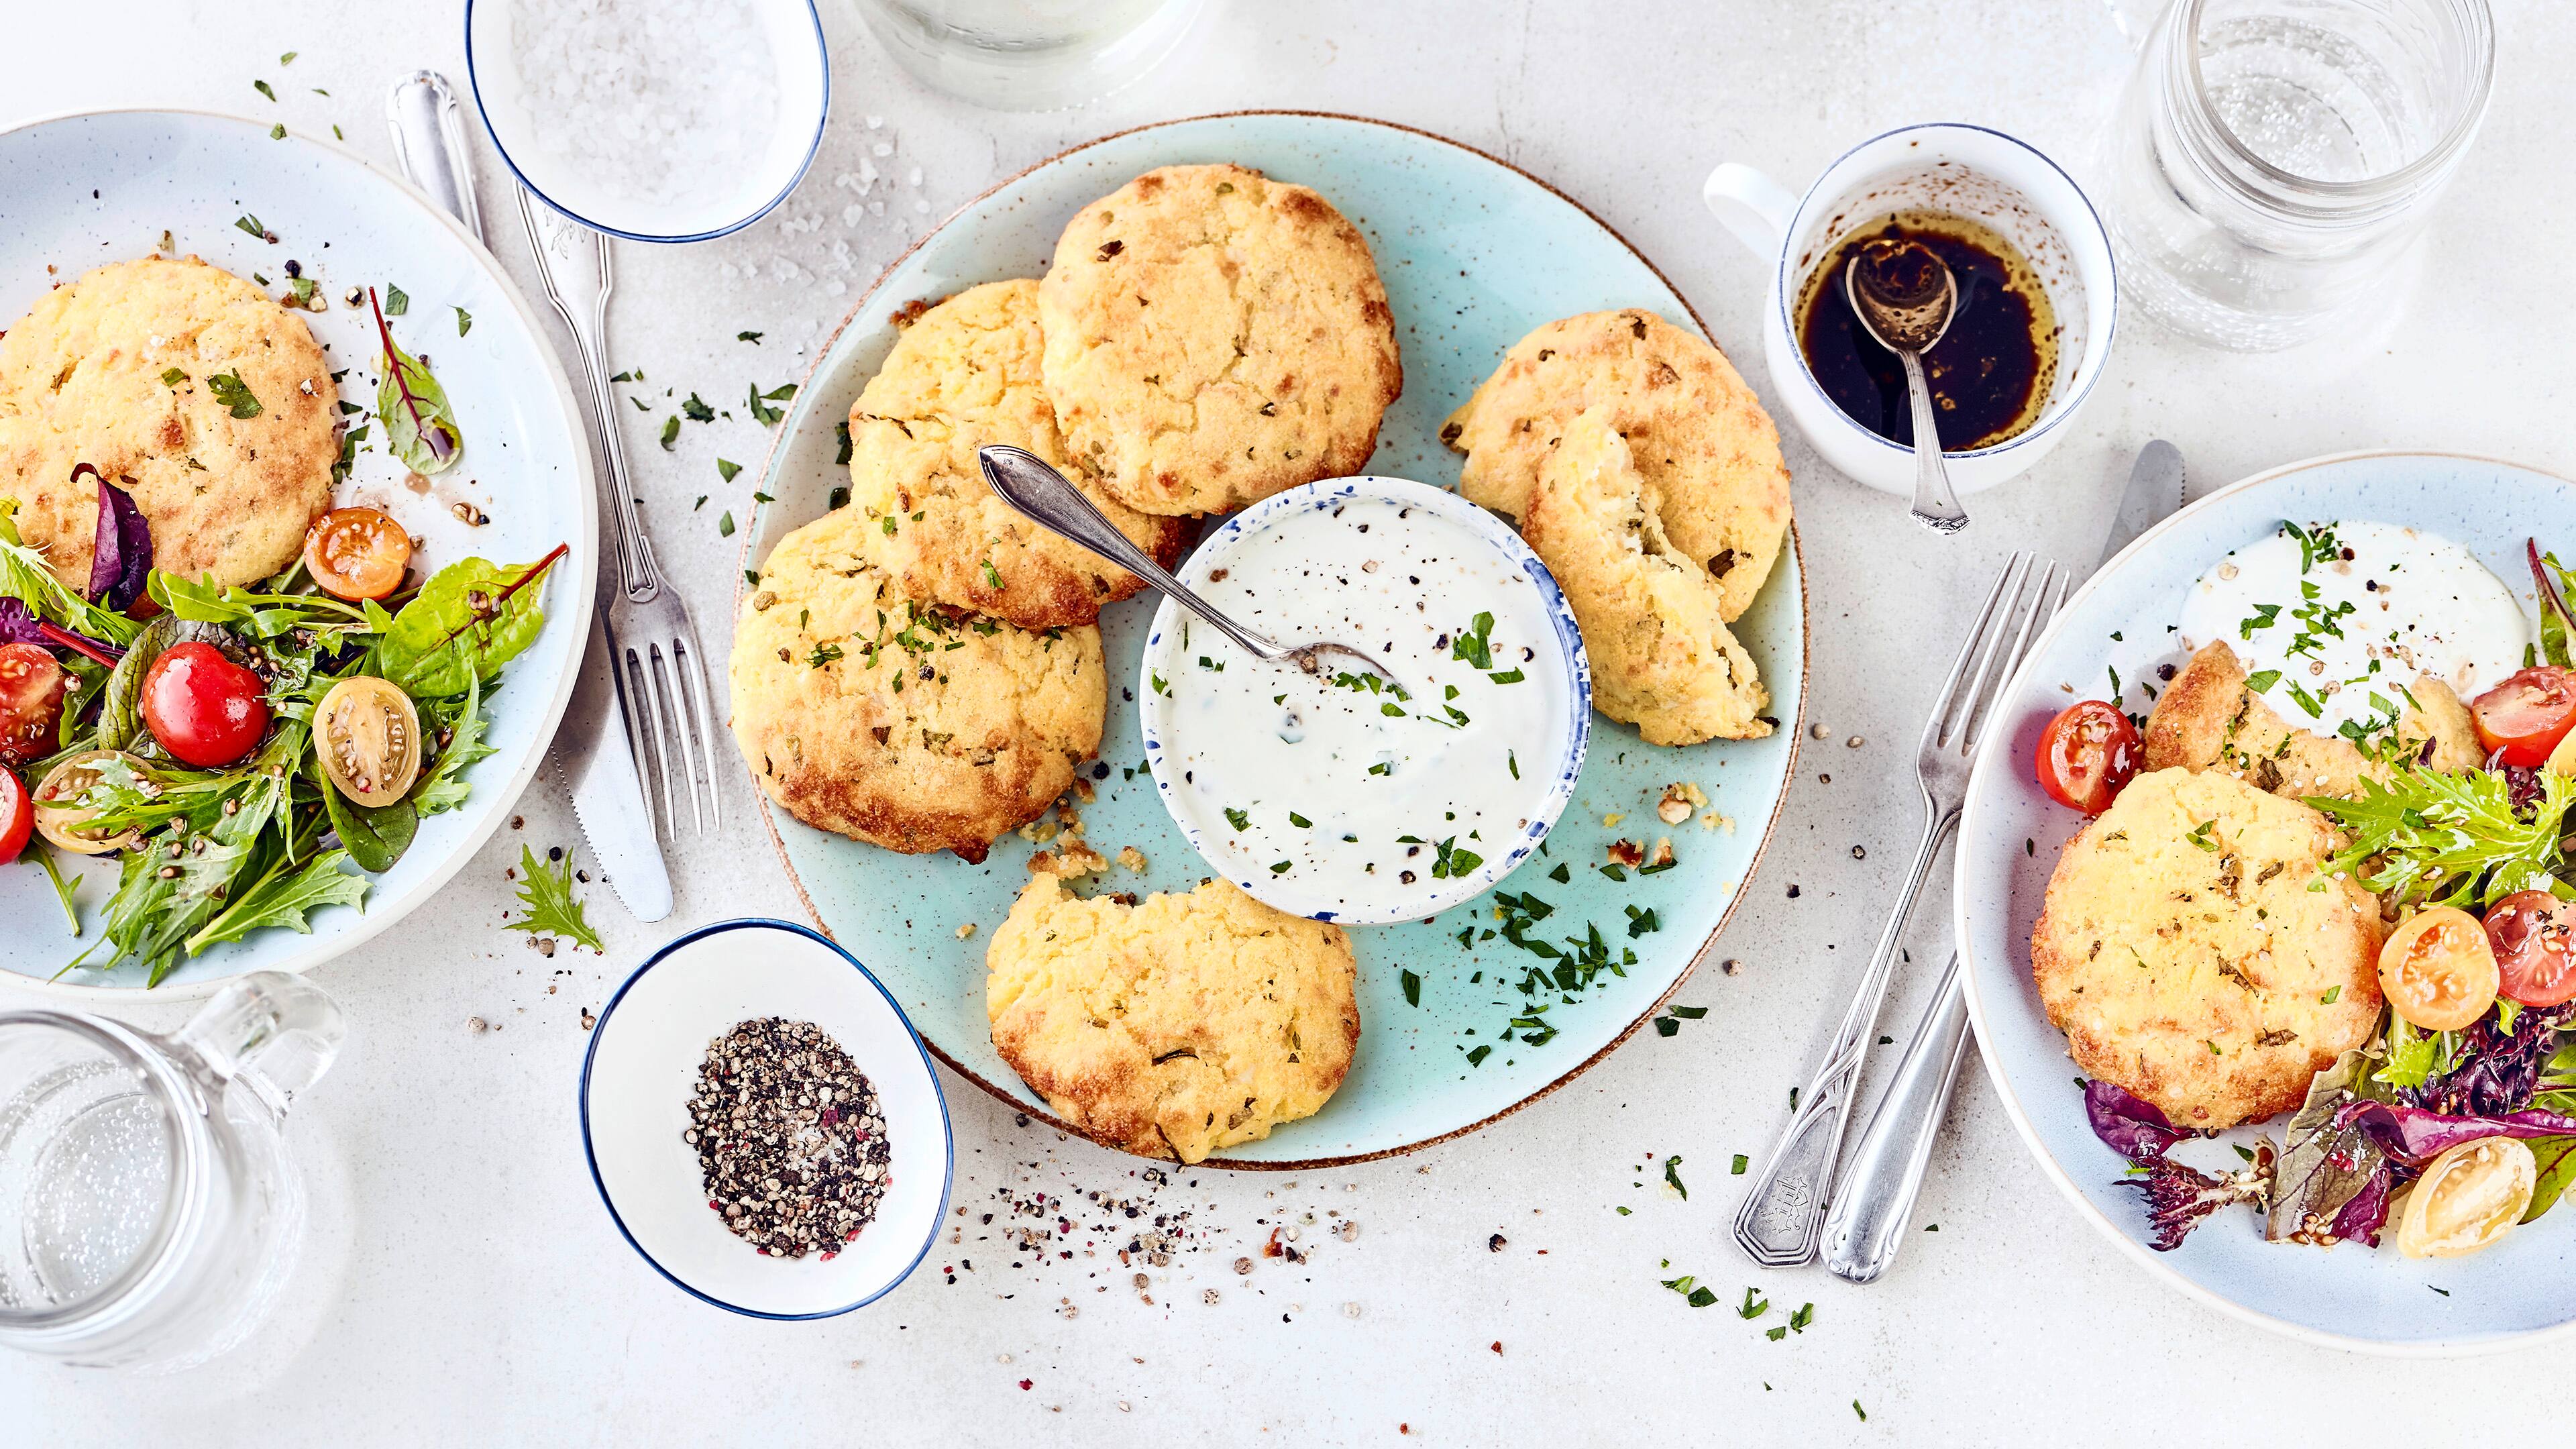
[508,0,781,213]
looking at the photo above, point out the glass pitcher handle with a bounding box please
[169,971,345,1120]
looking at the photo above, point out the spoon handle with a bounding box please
[977,447,1285,661]
[1899,351,1968,534]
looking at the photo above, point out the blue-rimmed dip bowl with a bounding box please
[1138,476,1591,926]
[580,920,951,1318]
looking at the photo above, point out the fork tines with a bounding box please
[1922,551,2068,763]
[618,619,724,836]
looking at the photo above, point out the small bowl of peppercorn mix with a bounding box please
[580,919,952,1317]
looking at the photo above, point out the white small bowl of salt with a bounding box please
[465,0,830,242]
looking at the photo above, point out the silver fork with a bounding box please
[513,188,723,836]
[1733,552,2065,1267]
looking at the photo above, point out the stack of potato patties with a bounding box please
[1444,307,1794,747]
[730,164,1389,1161]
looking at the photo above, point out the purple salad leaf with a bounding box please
[2267,1051,2383,1244]
[2332,1099,2576,1165]
[76,463,152,612]
[0,596,122,665]
[2085,1079,2188,1163]
[2325,1165,2395,1247]
[2123,1141,2273,1252]
[2405,1001,2573,1117]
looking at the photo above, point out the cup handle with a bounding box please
[170,971,345,1120]
[1702,162,1799,260]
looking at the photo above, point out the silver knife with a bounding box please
[386,72,674,922]
[1819,439,2184,1283]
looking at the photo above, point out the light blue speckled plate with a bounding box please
[741,113,1807,1167]
[1957,451,2576,1353]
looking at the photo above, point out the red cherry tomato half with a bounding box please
[2036,700,2143,814]
[2487,890,2576,1008]
[0,642,67,766]
[2472,666,2576,767]
[0,767,30,865]
[140,642,270,769]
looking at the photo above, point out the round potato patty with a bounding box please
[986,875,1358,1164]
[2031,767,2385,1130]
[729,507,1106,862]
[1038,163,1401,517]
[0,256,336,589]
[847,278,1182,630]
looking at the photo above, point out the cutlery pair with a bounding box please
[388,72,723,923]
[1735,441,2185,1280]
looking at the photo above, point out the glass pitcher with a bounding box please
[0,971,341,1370]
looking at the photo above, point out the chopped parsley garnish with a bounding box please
[880,515,898,536]
[254,79,276,101]
[269,124,286,140]
[1287,812,1311,828]
[1380,701,1404,716]
[453,306,472,336]
[982,560,1004,591]
[1625,904,1660,938]
[806,642,843,667]
[1451,610,1496,669]
[233,212,268,239]
[1507,750,1519,780]
[1731,1154,1748,1175]
[159,367,186,389]
[2239,603,2281,639]
[739,330,763,343]
[1663,1155,1687,1199]
[204,372,262,419]
[1224,807,1250,831]
[1269,860,1292,874]
[2245,668,2282,694]
[1737,1288,1768,1320]
[2184,818,2220,853]
[1428,837,1484,879]
[2282,677,2326,718]
[716,511,735,537]
[682,392,716,423]
[1401,969,1421,1007]
[1487,667,1525,685]
[1366,761,1391,776]
[716,458,742,482]
[1150,672,1171,697]
[833,420,853,466]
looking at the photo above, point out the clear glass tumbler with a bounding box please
[2099,0,2493,350]
[0,972,341,1370]
[851,0,1208,111]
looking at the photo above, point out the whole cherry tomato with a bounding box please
[140,642,269,769]
[2035,700,2142,814]
[2486,890,2576,1008]
[2471,666,2576,767]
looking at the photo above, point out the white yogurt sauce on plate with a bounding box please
[1142,479,1587,924]
[2094,519,2528,733]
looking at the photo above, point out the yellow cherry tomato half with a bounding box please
[303,507,413,602]
[32,749,146,856]
[2379,907,2501,1032]
[315,676,422,808]
[2546,723,2576,778]
[2394,1136,2535,1260]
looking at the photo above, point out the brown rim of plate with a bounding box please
[733,108,1813,1171]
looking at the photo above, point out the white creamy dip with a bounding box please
[1144,485,1582,924]
[2098,519,2528,735]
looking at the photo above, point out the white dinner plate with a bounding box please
[0,109,596,999]
[1955,449,2576,1354]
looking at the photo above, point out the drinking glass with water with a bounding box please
[0,972,341,1369]
[2100,0,2493,350]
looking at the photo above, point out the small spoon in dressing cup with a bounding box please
[977,446,1407,690]
[1845,239,1969,534]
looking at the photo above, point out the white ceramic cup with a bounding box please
[1703,123,2117,499]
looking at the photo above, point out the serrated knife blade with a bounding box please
[2098,438,2185,573]
[388,70,672,921]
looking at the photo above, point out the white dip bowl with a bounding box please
[1140,477,1590,926]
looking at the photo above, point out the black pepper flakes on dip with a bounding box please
[687,1017,892,1260]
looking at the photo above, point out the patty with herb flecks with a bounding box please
[729,506,1105,862]
[0,256,336,589]
[2032,767,2385,1129]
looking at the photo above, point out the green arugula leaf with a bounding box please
[506,844,604,953]
[186,848,368,953]
[0,498,142,645]
[411,674,493,816]
[2310,766,2574,912]
[376,548,564,698]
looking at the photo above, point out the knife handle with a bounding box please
[385,72,484,244]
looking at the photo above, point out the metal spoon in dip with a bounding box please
[975,445,1407,689]
[1845,239,1969,534]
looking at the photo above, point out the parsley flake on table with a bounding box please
[738,330,763,343]
[1731,1154,1748,1175]
[682,392,716,423]
[1663,1155,1686,1199]
[716,458,742,482]
[1401,969,1421,1007]
[505,845,604,953]
[254,78,276,101]
[717,511,735,537]
[270,123,286,140]
[1737,1287,1768,1320]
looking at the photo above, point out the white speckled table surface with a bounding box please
[9,2,2576,1443]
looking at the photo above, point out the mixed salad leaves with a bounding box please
[2040,534,2576,1259]
[0,469,561,985]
